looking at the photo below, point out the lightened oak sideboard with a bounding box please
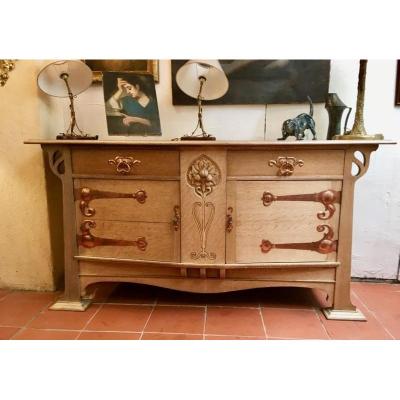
[26,139,394,320]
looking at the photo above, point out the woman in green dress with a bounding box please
[106,75,161,135]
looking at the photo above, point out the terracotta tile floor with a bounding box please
[0,282,398,340]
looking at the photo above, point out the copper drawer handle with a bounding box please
[268,156,304,176]
[260,225,337,254]
[77,220,147,250]
[226,207,233,232]
[172,205,180,231]
[76,187,147,217]
[108,156,141,175]
[261,190,341,220]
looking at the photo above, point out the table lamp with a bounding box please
[37,60,98,140]
[176,60,229,140]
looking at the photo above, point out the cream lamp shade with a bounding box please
[176,60,229,100]
[36,60,97,140]
[37,60,93,97]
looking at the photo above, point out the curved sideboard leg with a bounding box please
[46,145,91,311]
[322,146,377,320]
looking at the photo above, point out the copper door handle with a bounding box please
[172,205,181,231]
[226,207,233,232]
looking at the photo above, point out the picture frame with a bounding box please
[395,60,400,106]
[171,59,330,105]
[102,71,162,137]
[84,60,159,83]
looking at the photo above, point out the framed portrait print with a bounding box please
[171,59,330,105]
[102,72,162,137]
[395,60,400,106]
[85,60,159,83]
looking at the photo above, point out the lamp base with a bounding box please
[180,135,216,141]
[57,134,99,140]
[333,133,384,140]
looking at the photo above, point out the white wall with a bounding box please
[43,60,400,279]
[329,61,400,280]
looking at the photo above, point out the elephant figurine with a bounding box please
[279,96,317,140]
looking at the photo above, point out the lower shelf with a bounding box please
[78,259,337,285]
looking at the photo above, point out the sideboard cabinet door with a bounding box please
[74,179,180,262]
[226,180,342,263]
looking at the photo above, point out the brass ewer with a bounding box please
[325,93,352,140]
[334,60,384,140]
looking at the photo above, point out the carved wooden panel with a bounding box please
[180,150,227,264]
[228,180,342,263]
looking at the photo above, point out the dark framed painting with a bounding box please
[102,72,161,136]
[171,60,330,105]
[85,60,159,83]
[395,60,400,106]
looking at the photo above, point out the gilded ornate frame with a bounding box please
[0,60,16,86]
[84,60,159,83]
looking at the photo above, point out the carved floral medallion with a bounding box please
[186,155,221,260]
[187,154,221,197]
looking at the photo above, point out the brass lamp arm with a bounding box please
[194,77,206,135]
[60,73,83,136]
[187,76,213,138]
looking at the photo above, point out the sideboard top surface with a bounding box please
[25,139,396,148]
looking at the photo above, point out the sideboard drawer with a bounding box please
[227,180,342,263]
[74,179,180,223]
[227,149,345,177]
[77,220,179,262]
[72,148,179,176]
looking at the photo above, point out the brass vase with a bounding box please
[325,93,352,140]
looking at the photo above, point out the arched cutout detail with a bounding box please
[48,148,65,178]
[354,150,365,164]
[350,149,373,180]
[80,276,335,298]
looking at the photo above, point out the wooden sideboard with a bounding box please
[26,139,394,320]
